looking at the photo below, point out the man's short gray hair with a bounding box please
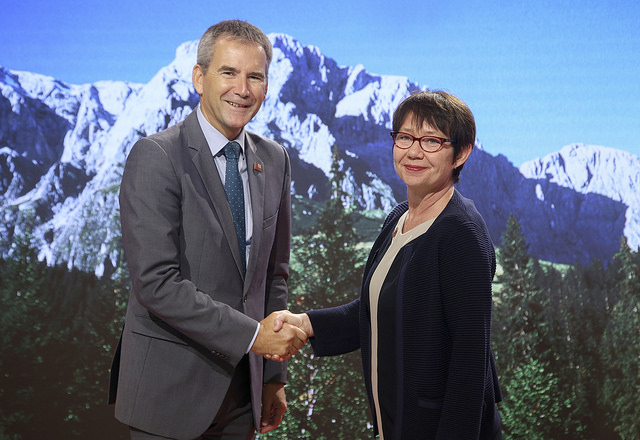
[197,20,273,74]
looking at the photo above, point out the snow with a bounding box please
[1,33,639,274]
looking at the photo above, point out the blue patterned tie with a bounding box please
[223,141,246,273]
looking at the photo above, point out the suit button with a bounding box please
[243,295,248,302]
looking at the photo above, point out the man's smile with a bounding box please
[227,101,250,108]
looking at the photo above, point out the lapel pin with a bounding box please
[253,162,263,172]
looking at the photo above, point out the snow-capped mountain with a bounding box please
[520,144,640,251]
[0,34,637,274]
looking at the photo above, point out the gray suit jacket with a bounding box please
[108,110,291,439]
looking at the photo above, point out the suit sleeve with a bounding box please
[263,146,293,383]
[120,138,257,366]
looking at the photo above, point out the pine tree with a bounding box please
[553,258,617,439]
[601,237,640,439]
[0,209,130,439]
[0,216,50,437]
[493,214,564,438]
[494,214,547,368]
[499,357,564,440]
[264,145,371,439]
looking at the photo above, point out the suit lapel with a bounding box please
[184,113,245,278]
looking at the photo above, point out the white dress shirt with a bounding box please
[196,105,259,352]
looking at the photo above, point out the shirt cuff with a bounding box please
[246,322,260,353]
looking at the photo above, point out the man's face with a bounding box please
[193,37,268,140]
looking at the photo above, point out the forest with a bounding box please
[1,152,639,439]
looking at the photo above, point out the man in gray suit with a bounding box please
[109,20,306,440]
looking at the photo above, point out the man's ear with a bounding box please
[192,64,204,95]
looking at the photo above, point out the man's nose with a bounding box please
[233,76,250,97]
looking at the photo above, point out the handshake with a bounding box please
[250,311,313,362]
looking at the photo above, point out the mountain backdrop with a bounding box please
[1,34,638,276]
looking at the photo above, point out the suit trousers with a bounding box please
[130,356,254,440]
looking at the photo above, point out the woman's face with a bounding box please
[393,118,467,197]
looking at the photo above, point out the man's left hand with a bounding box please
[259,382,287,434]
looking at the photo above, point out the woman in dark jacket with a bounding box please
[275,90,502,439]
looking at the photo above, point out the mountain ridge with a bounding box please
[1,33,637,275]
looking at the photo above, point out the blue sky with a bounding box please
[2,0,639,166]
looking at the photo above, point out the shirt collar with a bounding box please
[196,105,246,157]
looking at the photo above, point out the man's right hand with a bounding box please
[262,311,314,363]
[251,311,308,361]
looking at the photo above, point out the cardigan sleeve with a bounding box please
[437,219,496,438]
[307,202,407,357]
[307,299,361,356]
